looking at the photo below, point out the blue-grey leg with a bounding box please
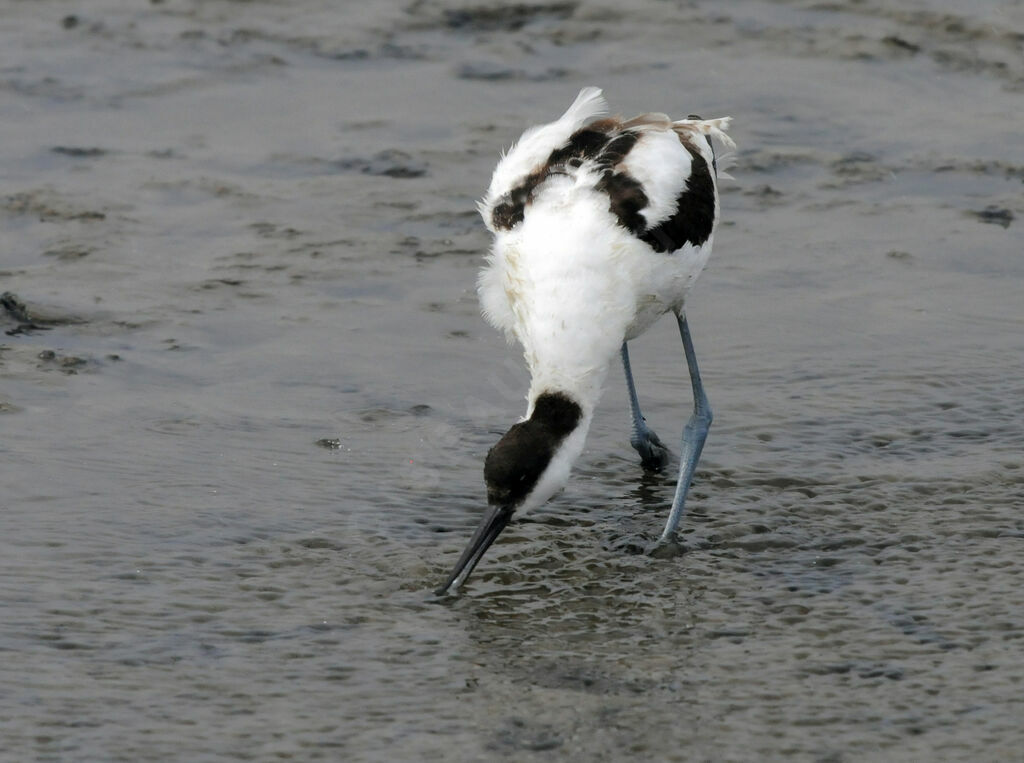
[661,312,713,541]
[620,342,670,470]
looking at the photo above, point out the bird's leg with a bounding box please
[620,342,670,471]
[660,312,713,541]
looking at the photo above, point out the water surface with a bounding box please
[2,0,1023,760]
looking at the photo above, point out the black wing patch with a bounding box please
[491,123,717,253]
[491,122,640,233]
[639,146,716,253]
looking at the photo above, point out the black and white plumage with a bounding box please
[437,87,734,594]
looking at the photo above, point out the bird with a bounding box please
[437,87,734,594]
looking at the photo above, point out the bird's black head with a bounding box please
[484,391,583,508]
[436,391,583,595]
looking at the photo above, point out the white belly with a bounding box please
[623,234,713,340]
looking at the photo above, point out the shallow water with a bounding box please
[2,0,1023,760]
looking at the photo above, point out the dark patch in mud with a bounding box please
[1,293,36,325]
[333,150,427,178]
[881,35,921,54]
[442,3,577,32]
[43,244,95,260]
[742,183,786,208]
[456,61,568,81]
[731,6,1024,90]
[1,292,85,336]
[36,349,89,374]
[212,25,424,65]
[2,293,53,335]
[489,716,564,752]
[969,205,1014,228]
[51,146,109,158]
[4,191,107,222]
[250,222,302,240]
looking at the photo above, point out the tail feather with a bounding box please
[620,112,672,130]
[713,149,737,180]
[672,116,736,151]
[559,86,608,127]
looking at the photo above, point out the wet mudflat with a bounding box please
[1,1,1022,760]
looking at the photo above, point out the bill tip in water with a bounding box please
[435,504,514,596]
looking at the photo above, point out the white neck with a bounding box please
[525,364,608,420]
[519,411,593,514]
